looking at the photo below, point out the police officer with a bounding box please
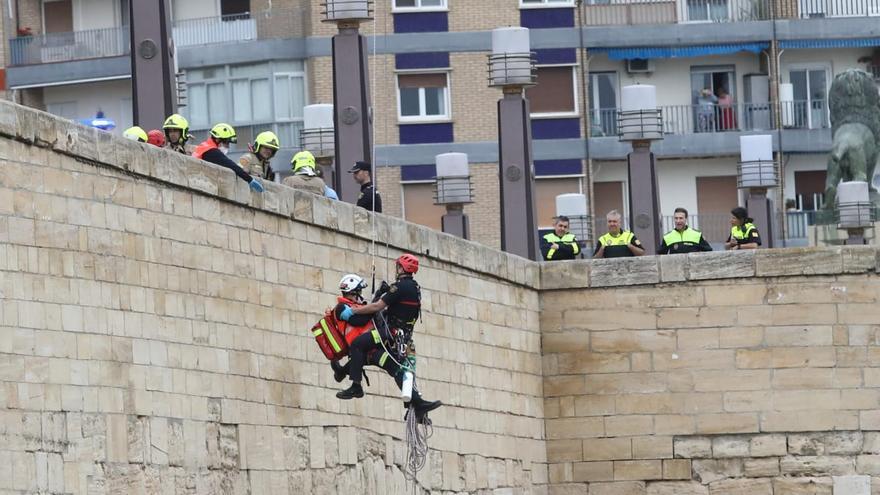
[541,216,580,261]
[725,206,761,250]
[594,210,645,258]
[337,254,441,421]
[659,207,713,254]
[349,161,382,212]
[238,131,280,181]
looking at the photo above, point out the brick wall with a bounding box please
[541,251,880,494]
[0,101,545,494]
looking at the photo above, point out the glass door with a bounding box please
[589,72,618,137]
[789,67,829,129]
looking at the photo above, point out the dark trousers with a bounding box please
[335,330,424,402]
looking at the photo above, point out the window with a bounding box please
[521,0,575,7]
[686,0,729,21]
[397,72,450,121]
[527,66,577,116]
[393,0,447,11]
[535,177,582,228]
[221,0,250,16]
[43,0,73,33]
[589,72,618,136]
[403,183,446,230]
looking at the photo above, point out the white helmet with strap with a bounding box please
[339,274,367,293]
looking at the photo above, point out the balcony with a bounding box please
[582,0,770,26]
[797,0,880,17]
[172,9,308,48]
[9,26,129,66]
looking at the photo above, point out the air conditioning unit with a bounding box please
[626,58,654,74]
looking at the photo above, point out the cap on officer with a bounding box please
[348,161,372,174]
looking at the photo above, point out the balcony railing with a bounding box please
[9,26,129,66]
[658,211,825,245]
[582,0,769,26]
[172,9,308,48]
[797,0,880,17]
[589,100,829,137]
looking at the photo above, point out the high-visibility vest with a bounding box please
[334,296,375,346]
[543,232,580,259]
[663,227,703,247]
[599,230,634,247]
[730,223,757,242]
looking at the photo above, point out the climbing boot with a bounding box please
[336,382,364,400]
[330,360,346,383]
[413,399,442,424]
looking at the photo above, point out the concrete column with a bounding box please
[129,0,177,130]
[331,26,373,204]
[746,189,775,248]
[498,90,539,260]
[441,205,469,239]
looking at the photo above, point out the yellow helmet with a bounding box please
[123,126,148,143]
[254,131,280,155]
[163,114,191,143]
[210,123,237,143]
[292,150,317,173]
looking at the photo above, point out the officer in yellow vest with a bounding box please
[725,207,761,250]
[659,207,713,254]
[541,216,581,261]
[594,210,645,258]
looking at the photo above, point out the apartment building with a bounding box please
[4,0,879,250]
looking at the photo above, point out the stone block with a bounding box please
[648,481,708,495]
[712,437,750,458]
[605,416,654,437]
[856,455,880,475]
[696,413,759,434]
[765,326,833,347]
[841,246,877,273]
[614,460,663,481]
[541,260,590,290]
[709,478,773,495]
[675,437,713,459]
[773,477,833,495]
[590,481,647,495]
[864,433,880,454]
[659,254,688,283]
[750,434,787,457]
[590,331,673,352]
[692,459,743,484]
[590,257,660,287]
[662,459,691,480]
[633,436,673,459]
[780,456,854,476]
[833,475,871,495]
[308,426,325,469]
[688,250,755,280]
[582,438,633,461]
[744,458,779,477]
[824,432,864,455]
[571,461,614,482]
[755,247,842,277]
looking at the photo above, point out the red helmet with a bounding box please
[147,129,165,147]
[396,254,419,274]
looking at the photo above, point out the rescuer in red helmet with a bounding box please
[336,254,441,420]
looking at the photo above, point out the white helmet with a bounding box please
[339,274,367,294]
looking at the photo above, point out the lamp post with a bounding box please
[322,0,373,203]
[556,193,591,258]
[488,27,539,260]
[618,85,663,254]
[301,104,337,186]
[129,0,177,130]
[434,152,473,239]
[738,135,778,247]
[836,181,874,245]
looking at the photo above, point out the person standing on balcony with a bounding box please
[594,210,645,259]
[239,131,280,182]
[659,208,713,254]
[193,123,264,193]
[163,114,194,155]
[697,88,718,133]
[717,87,736,131]
[725,207,761,250]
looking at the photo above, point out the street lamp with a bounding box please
[738,135,778,247]
[488,26,539,260]
[556,193,591,258]
[837,181,874,245]
[618,85,663,254]
[302,104,336,186]
[322,0,374,203]
[434,152,473,239]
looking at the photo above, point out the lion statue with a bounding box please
[824,69,880,208]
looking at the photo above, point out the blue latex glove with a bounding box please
[249,179,265,193]
[339,305,354,321]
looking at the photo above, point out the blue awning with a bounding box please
[593,42,770,60]
[779,38,880,49]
